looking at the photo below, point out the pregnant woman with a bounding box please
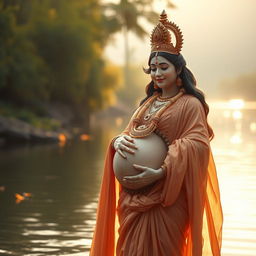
[90,11,223,256]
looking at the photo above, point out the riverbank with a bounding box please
[0,99,131,147]
[0,115,73,147]
[0,101,81,147]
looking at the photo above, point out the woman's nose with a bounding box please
[155,68,162,77]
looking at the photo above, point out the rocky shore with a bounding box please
[0,101,130,147]
[0,115,71,147]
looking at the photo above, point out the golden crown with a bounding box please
[150,10,183,55]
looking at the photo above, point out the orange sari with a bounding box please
[90,94,223,256]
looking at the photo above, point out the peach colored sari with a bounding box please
[90,94,223,256]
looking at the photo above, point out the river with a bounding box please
[0,100,255,255]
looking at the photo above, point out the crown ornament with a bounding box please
[150,10,183,55]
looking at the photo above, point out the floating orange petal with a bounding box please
[15,193,25,204]
[23,192,32,197]
[80,133,91,141]
[58,133,67,143]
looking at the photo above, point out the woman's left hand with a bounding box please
[122,164,165,190]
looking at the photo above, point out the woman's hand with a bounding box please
[122,164,165,190]
[113,135,138,159]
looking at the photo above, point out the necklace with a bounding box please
[143,100,168,121]
[130,88,185,138]
[157,93,181,102]
[153,100,168,108]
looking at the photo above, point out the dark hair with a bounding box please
[141,51,214,140]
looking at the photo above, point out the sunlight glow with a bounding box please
[223,110,231,118]
[250,122,256,132]
[209,99,246,110]
[230,134,242,144]
[228,99,245,109]
[232,110,243,120]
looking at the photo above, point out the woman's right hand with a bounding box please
[113,135,138,159]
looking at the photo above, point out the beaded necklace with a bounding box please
[130,88,185,138]
[144,97,174,121]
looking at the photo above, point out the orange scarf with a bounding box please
[90,95,223,256]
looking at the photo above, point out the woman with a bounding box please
[90,10,223,256]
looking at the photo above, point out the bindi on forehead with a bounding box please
[150,61,169,67]
[150,56,169,66]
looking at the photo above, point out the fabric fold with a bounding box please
[90,143,120,256]
[90,94,223,256]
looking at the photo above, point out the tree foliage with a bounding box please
[0,4,48,105]
[103,0,176,106]
[0,0,120,124]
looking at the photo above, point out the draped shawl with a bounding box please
[90,94,223,256]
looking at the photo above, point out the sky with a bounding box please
[103,0,256,96]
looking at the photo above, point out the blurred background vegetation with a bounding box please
[0,0,118,131]
[0,0,175,135]
[1,0,255,138]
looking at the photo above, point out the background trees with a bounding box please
[0,0,120,129]
[0,0,179,127]
[103,0,176,107]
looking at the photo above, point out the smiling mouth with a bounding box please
[156,79,165,82]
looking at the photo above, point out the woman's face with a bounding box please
[150,55,178,90]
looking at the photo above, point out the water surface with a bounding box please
[0,102,255,255]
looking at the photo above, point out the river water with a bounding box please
[0,101,255,255]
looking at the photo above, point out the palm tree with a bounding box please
[103,0,176,88]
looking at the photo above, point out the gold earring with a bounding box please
[176,77,182,87]
[154,83,159,89]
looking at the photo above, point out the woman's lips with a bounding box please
[156,79,165,83]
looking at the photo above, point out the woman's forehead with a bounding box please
[150,56,171,65]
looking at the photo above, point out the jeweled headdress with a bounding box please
[150,10,183,55]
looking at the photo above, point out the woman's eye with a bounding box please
[150,66,168,72]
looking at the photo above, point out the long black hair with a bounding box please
[141,51,214,140]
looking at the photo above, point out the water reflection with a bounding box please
[0,132,104,255]
[0,101,255,255]
[208,100,256,256]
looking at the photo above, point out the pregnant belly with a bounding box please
[113,132,168,189]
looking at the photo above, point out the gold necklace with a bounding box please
[130,88,185,138]
[143,100,168,121]
[157,92,181,102]
[153,100,168,108]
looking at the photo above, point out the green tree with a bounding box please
[0,0,122,130]
[103,0,176,89]
[28,0,120,127]
[0,3,49,108]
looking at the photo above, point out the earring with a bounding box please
[154,83,159,89]
[176,77,182,87]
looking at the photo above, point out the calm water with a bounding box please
[0,127,109,256]
[0,101,255,255]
